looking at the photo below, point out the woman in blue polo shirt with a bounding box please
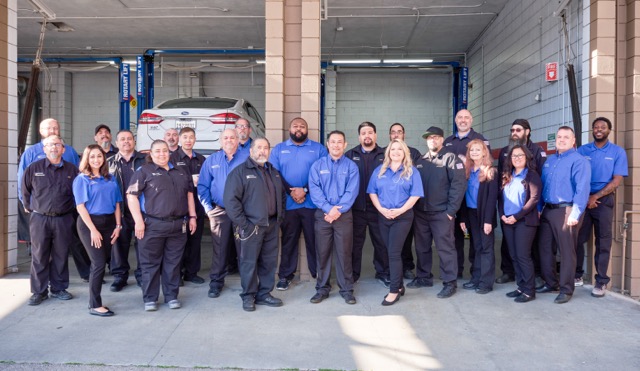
[73,144,122,317]
[499,144,541,303]
[367,139,423,306]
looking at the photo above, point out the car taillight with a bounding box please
[139,113,164,125]
[209,113,240,125]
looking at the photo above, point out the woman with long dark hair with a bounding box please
[460,139,498,294]
[499,144,541,302]
[73,144,122,316]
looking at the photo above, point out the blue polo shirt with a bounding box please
[269,138,328,210]
[197,149,248,211]
[577,141,628,194]
[308,155,359,214]
[72,174,122,215]
[540,148,591,220]
[465,168,480,209]
[503,168,528,215]
[237,138,252,157]
[366,165,423,209]
[18,141,80,202]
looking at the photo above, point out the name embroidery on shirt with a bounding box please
[211,164,220,169]
[35,172,45,177]
[320,170,330,174]
[281,150,291,154]
[246,175,257,179]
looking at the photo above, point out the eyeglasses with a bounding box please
[235,125,249,129]
[45,143,63,148]
[511,154,526,159]
[510,128,523,133]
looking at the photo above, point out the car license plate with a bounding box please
[176,120,196,129]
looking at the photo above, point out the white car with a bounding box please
[137,97,265,155]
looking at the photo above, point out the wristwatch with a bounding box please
[303,187,308,193]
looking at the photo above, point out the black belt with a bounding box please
[144,214,185,222]
[32,210,72,217]
[545,203,572,209]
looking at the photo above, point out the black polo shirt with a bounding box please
[443,128,491,157]
[170,148,206,215]
[21,158,78,214]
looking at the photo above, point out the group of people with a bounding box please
[19,109,627,315]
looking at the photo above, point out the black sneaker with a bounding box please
[342,293,357,305]
[407,277,433,289]
[184,275,205,284]
[28,292,48,306]
[275,278,291,291]
[208,287,221,298]
[310,292,329,304]
[437,284,457,299]
[403,269,416,280]
[375,275,391,289]
[50,290,73,300]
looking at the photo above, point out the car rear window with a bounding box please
[158,98,237,109]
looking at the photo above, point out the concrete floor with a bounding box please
[1,233,639,371]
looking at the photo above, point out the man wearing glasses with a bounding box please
[235,118,253,157]
[495,119,547,285]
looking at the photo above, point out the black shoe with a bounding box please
[89,307,115,317]
[242,297,256,312]
[514,293,535,303]
[208,287,221,298]
[462,281,479,290]
[495,273,515,284]
[110,280,127,292]
[184,275,205,284]
[536,285,560,294]
[535,276,546,289]
[376,275,391,289]
[437,284,457,299]
[275,278,291,291]
[403,269,416,280]
[255,294,283,307]
[381,293,401,306]
[50,290,73,300]
[81,277,90,283]
[407,277,433,289]
[506,289,523,298]
[28,292,48,306]
[310,292,329,304]
[136,278,143,287]
[554,293,572,304]
[475,287,492,294]
[342,293,357,305]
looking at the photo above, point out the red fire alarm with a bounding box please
[546,62,558,82]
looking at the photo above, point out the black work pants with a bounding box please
[467,209,495,290]
[413,210,458,284]
[111,212,141,283]
[503,220,537,296]
[500,225,543,278]
[29,213,73,295]
[378,210,414,293]
[70,211,91,279]
[401,225,416,271]
[539,206,581,295]
[208,207,238,290]
[314,209,354,296]
[77,214,115,308]
[577,193,614,285]
[278,208,317,280]
[138,218,186,303]
[181,214,205,279]
[455,214,475,275]
[352,208,388,282]
[239,219,280,300]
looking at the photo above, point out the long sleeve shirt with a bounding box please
[197,149,247,211]
[540,148,591,220]
[308,155,359,214]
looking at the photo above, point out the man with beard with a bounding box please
[269,117,327,290]
[164,128,180,153]
[345,122,388,286]
[576,117,627,297]
[235,118,253,157]
[94,124,119,158]
[198,129,248,298]
[443,109,491,278]
[224,138,286,312]
[495,119,546,284]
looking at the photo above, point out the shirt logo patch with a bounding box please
[445,143,453,146]
[352,157,360,161]
[541,152,547,157]
[35,172,45,177]
[605,157,614,160]
[320,170,330,174]
[246,175,257,179]
[211,164,220,169]
[281,150,291,154]
[177,162,186,166]
[152,172,162,176]
[416,164,423,169]
[456,163,464,169]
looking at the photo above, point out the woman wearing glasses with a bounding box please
[498,144,542,302]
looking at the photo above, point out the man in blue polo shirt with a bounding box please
[270,117,328,290]
[576,117,628,297]
[198,128,249,298]
[537,126,591,304]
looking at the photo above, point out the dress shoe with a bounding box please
[255,294,283,307]
[342,293,357,305]
[381,293,401,306]
[110,280,127,292]
[208,287,221,298]
[28,292,48,306]
[398,287,406,296]
[514,293,535,303]
[535,276,546,289]
[506,289,523,298]
[89,307,115,317]
[242,297,256,312]
[144,302,158,311]
[403,269,416,280]
[310,292,329,304]
[407,277,433,289]
[50,290,73,300]
[463,281,479,290]
[536,285,560,294]
[554,293,572,304]
[495,273,515,284]
[437,284,457,299]
[168,299,181,309]
[184,275,205,284]
[475,287,492,294]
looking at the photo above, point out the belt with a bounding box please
[32,210,72,217]
[545,203,572,209]
[144,214,185,222]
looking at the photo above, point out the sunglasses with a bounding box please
[510,128,524,133]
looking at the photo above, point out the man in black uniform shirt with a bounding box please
[224,138,286,312]
[22,135,78,305]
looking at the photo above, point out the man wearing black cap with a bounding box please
[410,126,466,298]
[495,119,546,285]
[95,124,119,158]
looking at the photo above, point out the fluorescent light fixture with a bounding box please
[256,59,266,64]
[383,59,434,64]
[28,0,56,20]
[201,59,250,63]
[332,59,381,64]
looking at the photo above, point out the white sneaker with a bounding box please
[168,299,181,309]
[591,283,606,298]
[574,277,583,287]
